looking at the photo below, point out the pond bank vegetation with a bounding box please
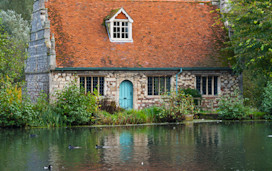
[1,79,272,128]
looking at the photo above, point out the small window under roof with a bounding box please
[104,8,133,43]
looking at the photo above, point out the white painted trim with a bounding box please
[109,8,134,23]
[106,8,134,43]
[109,20,133,42]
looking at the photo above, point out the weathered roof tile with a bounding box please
[46,0,228,68]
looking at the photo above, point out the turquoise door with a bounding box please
[119,81,133,109]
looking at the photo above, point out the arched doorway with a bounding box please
[119,80,133,109]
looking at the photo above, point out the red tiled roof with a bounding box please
[46,0,229,68]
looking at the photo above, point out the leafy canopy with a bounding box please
[225,0,272,76]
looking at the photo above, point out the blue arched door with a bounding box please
[119,80,133,109]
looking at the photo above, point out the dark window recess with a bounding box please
[208,76,212,95]
[99,77,104,96]
[196,76,219,96]
[202,77,207,95]
[80,77,104,96]
[86,77,92,93]
[80,77,85,89]
[196,76,201,93]
[214,76,218,95]
[148,76,171,96]
[93,77,98,92]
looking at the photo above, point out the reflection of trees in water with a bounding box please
[1,122,272,170]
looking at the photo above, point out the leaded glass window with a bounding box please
[147,76,171,95]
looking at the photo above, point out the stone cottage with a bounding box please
[25,0,241,110]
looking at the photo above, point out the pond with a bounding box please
[0,121,272,171]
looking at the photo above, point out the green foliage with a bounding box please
[181,88,202,98]
[99,97,124,114]
[0,0,34,21]
[0,78,36,127]
[96,106,163,125]
[243,69,268,107]
[54,81,99,126]
[218,91,249,120]
[159,90,196,122]
[180,88,202,106]
[0,11,29,83]
[261,81,272,115]
[224,0,272,77]
[31,93,64,127]
[0,10,30,43]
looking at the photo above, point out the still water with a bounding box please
[0,121,272,171]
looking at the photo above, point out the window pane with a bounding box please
[122,27,125,32]
[122,33,125,38]
[214,76,218,95]
[117,27,120,32]
[80,77,85,89]
[114,22,117,26]
[99,77,104,96]
[160,77,165,95]
[125,33,128,38]
[113,27,116,32]
[202,77,207,95]
[124,22,128,26]
[93,77,98,92]
[148,77,152,95]
[166,77,171,92]
[116,22,120,26]
[208,76,212,95]
[125,27,128,32]
[196,76,201,93]
[86,77,92,93]
[154,77,159,95]
[117,33,120,38]
[113,33,116,38]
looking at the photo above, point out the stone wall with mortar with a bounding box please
[50,70,240,110]
[175,71,240,111]
[25,0,56,101]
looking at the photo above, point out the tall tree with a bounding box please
[0,0,33,21]
[0,11,29,83]
[225,0,272,77]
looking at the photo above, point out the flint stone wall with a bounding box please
[50,70,239,110]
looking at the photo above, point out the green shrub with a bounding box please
[32,93,64,127]
[54,81,99,126]
[0,78,36,127]
[218,91,249,120]
[180,88,202,106]
[261,81,272,115]
[99,97,124,114]
[96,106,162,125]
[142,106,163,123]
[159,90,196,122]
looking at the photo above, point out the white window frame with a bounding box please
[106,8,133,43]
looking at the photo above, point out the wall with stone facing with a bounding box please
[50,70,240,111]
[175,71,240,111]
[25,0,56,101]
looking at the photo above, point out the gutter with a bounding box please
[176,68,183,94]
[54,67,232,71]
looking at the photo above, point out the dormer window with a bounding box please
[104,8,133,42]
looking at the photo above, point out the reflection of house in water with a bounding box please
[102,130,150,165]
[195,123,221,146]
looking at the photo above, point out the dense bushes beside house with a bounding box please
[0,80,271,127]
